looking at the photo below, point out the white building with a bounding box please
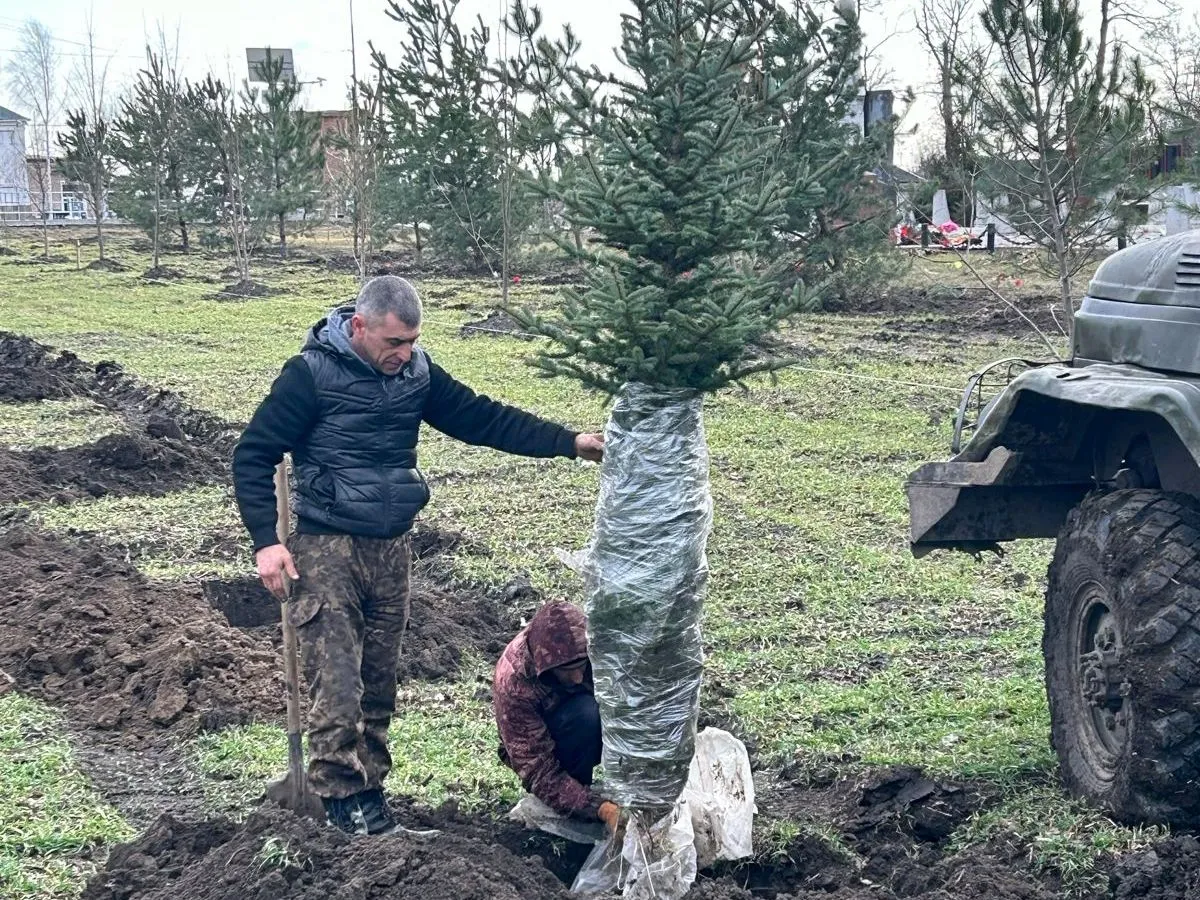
[0,105,31,214]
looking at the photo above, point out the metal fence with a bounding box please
[0,188,94,224]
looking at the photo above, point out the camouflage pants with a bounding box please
[287,532,411,799]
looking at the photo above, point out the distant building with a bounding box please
[0,104,95,222]
[25,154,90,220]
[0,105,31,218]
[317,110,351,219]
[843,90,896,166]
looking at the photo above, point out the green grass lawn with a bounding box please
[0,229,1138,896]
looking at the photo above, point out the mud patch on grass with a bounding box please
[835,286,1065,340]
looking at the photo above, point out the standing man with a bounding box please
[233,275,603,835]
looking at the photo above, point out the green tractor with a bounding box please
[907,232,1200,826]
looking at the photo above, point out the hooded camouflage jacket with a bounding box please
[493,601,600,817]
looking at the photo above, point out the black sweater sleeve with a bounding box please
[423,361,578,459]
[232,356,319,552]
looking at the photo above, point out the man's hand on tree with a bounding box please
[575,432,605,462]
[597,800,622,833]
[257,543,299,600]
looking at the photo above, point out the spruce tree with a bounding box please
[757,5,905,303]
[244,52,325,258]
[512,0,816,852]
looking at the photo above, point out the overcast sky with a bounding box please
[0,0,1139,169]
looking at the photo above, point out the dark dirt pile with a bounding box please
[82,763,1065,900]
[201,572,512,683]
[1108,835,1200,900]
[833,286,1063,339]
[142,266,186,280]
[0,426,228,503]
[87,258,130,273]
[0,332,240,453]
[201,521,514,682]
[0,333,237,502]
[210,280,277,301]
[83,806,571,900]
[0,527,283,744]
[458,309,533,340]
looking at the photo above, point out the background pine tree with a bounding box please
[244,52,325,259]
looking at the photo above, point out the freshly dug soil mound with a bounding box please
[459,309,533,340]
[0,333,88,401]
[0,528,282,744]
[401,581,510,681]
[83,806,571,900]
[0,428,227,504]
[87,258,129,273]
[1109,835,1200,900]
[82,766,1064,900]
[202,573,511,682]
[11,254,72,265]
[0,332,240,453]
[142,266,186,280]
[210,280,276,301]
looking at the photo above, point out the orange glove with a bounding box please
[597,801,622,832]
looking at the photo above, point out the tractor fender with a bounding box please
[908,362,1200,551]
[960,362,1200,481]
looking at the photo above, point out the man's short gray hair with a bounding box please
[356,275,422,327]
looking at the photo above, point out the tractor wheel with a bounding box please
[1045,489,1200,826]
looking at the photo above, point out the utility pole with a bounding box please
[348,0,362,269]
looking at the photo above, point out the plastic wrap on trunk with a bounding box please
[583,382,712,812]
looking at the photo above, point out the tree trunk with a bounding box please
[153,174,162,270]
[172,176,189,253]
[413,220,422,263]
[278,212,287,260]
[1094,0,1111,98]
[1017,2,1074,345]
[43,136,51,258]
[93,164,106,260]
[941,40,955,165]
[584,383,710,815]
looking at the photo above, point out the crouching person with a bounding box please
[494,601,620,833]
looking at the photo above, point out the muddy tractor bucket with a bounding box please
[907,447,1092,556]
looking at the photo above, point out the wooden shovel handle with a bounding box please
[274,461,306,769]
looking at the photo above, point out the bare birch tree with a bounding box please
[60,10,114,259]
[914,0,989,223]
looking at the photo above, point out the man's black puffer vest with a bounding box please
[293,308,431,538]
